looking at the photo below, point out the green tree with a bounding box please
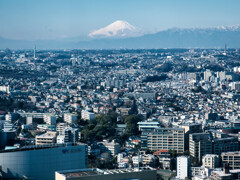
[124,115,141,136]
[81,115,117,143]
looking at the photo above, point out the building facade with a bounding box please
[64,113,77,124]
[0,143,87,180]
[202,154,219,169]
[189,133,212,161]
[81,110,95,120]
[147,128,185,153]
[177,156,190,179]
[222,151,240,169]
[44,114,57,125]
[35,131,57,145]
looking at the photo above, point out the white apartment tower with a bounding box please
[64,113,77,124]
[177,156,190,180]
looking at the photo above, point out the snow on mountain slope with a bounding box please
[88,20,140,38]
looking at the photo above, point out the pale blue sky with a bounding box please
[0,0,240,40]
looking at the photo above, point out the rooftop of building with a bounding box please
[211,170,231,177]
[36,131,57,138]
[221,151,240,156]
[229,169,240,173]
[154,127,185,130]
[0,143,86,153]
[64,113,77,116]
[203,154,219,158]
[57,168,155,178]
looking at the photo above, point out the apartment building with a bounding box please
[222,151,240,169]
[189,133,212,161]
[81,110,95,120]
[35,131,57,145]
[147,128,185,153]
[43,114,56,125]
[202,154,219,168]
[64,113,77,124]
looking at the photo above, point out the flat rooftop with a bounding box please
[58,168,154,178]
[36,132,57,138]
[0,143,86,153]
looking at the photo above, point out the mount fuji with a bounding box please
[88,20,141,38]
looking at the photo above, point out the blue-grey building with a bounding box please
[0,143,87,180]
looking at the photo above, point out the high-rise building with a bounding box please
[57,127,79,143]
[57,122,68,135]
[177,156,190,179]
[64,113,78,124]
[44,114,56,125]
[204,69,213,81]
[147,128,185,153]
[232,82,240,92]
[179,123,202,151]
[81,110,95,120]
[189,133,212,161]
[138,120,161,150]
[212,137,239,155]
[98,139,121,156]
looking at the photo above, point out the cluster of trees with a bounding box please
[124,115,141,136]
[0,97,37,112]
[205,64,224,72]
[88,154,117,169]
[81,114,142,145]
[81,115,118,143]
[174,63,201,73]
[143,75,168,82]
[156,62,173,72]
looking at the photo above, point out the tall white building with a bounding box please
[57,123,68,135]
[81,110,95,120]
[98,140,121,156]
[177,156,190,180]
[0,85,10,94]
[43,114,56,125]
[64,113,77,124]
[202,154,219,169]
[204,69,213,81]
[57,127,79,143]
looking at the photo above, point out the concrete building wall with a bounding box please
[0,144,87,180]
[177,156,190,179]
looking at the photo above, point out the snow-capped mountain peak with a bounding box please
[89,20,140,38]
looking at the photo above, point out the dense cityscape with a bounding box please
[0,48,240,179]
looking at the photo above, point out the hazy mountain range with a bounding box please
[1,21,240,49]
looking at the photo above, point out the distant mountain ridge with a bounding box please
[1,24,240,49]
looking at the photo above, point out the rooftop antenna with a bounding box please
[223,43,227,55]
